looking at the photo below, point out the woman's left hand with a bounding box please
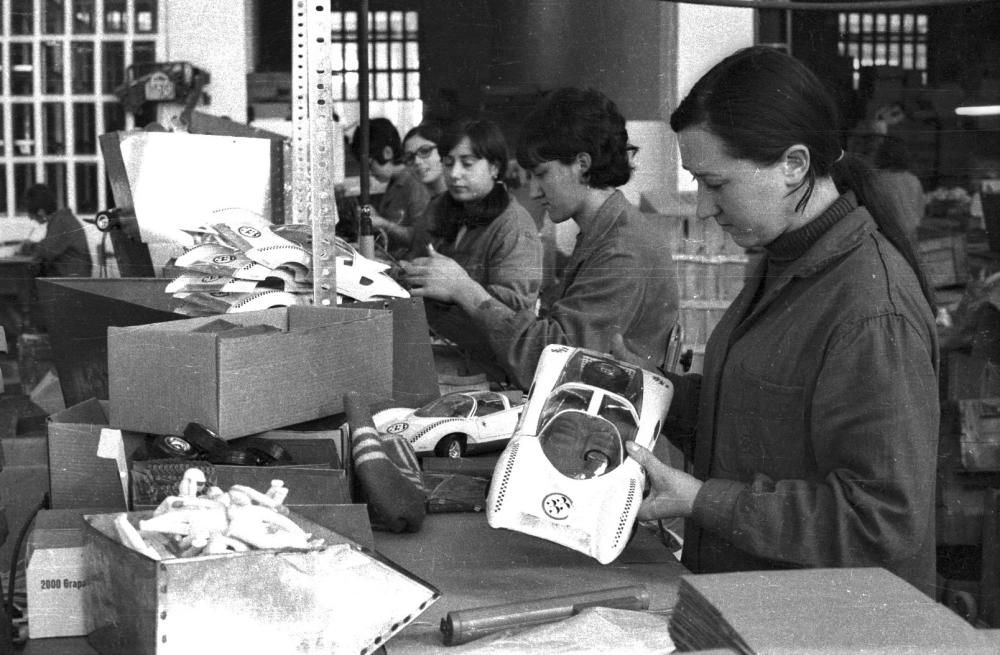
[626,441,702,520]
[399,244,474,304]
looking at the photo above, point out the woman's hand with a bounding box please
[626,441,702,520]
[400,244,484,306]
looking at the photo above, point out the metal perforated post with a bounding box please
[292,0,338,307]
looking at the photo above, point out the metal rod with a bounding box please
[359,0,370,208]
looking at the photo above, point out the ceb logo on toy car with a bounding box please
[386,423,408,434]
[541,493,573,520]
[212,254,237,264]
[238,225,262,239]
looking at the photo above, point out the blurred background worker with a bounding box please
[350,117,431,259]
[17,183,92,277]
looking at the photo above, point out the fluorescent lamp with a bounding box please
[956,104,1000,117]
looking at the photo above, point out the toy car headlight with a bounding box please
[537,411,624,480]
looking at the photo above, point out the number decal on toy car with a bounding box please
[386,423,408,434]
[542,493,573,520]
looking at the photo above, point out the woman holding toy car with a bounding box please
[620,47,938,597]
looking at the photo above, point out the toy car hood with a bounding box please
[486,345,673,564]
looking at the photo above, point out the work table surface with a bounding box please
[21,511,685,654]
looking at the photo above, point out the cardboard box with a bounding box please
[26,509,95,638]
[48,399,146,511]
[84,511,439,655]
[108,306,393,440]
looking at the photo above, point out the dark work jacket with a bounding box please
[668,196,939,597]
[35,208,92,277]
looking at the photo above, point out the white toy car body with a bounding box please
[372,390,525,458]
[486,345,673,564]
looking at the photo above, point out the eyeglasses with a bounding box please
[403,144,437,166]
[626,145,640,159]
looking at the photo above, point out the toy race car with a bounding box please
[372,390,525,458]
[486,345,673,564]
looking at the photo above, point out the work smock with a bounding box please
[666,193,939,597]
[34,208,93,277]
[423,192,543,378]
[469,190,679,390]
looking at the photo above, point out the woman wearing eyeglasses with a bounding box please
[403,88,679,390]
[402,119,543,384]
[402,121,448,199]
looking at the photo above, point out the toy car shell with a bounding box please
[487,345,673,564]
[372,390,525,458]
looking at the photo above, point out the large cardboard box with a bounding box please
[48,399,146,511]
[108,306,392,440]
[84,511,438,655]
[26,509,95,639]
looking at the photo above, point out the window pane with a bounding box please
[13,104,34,156]
[903,14,914,32]
[75,162,98,213]
[375,72,389,99]
[373,11,387,35]
[390,42,403,70]
[44,0,65,33]
[0,166,7,214]
[43,103,65,154]
[407,75,420,101]
[343,12,357,40]
[135,0,157,32]
[405,11,417,33]
[375,42,388,70]
[15,164,37,211]
[105,0,125,32]
[390,11,403,39]
[102,42,125,94]
[133,41,157,68]
[344,71,358,101]
[104,101,125,133]
[72,41,94,93]
[74,102,95,153]
[43,163,67,205]
[406,43,419,70]
[73,0,94,33]
[875,42,886,65]
[11,0,34,35]
[43,42,65,94]
[861,13,873,33]
[391,72,403,99]
[11,43,34,95]
[331,11,343,34]
[889,14,901,33]
[344,42,358,71]
[875,13,886,33]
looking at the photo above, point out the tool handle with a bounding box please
[439,584,650,646]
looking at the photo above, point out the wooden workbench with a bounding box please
[21,512,685,654]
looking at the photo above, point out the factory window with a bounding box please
[326,10,422,138]
[0,0,163,218]
[330,10,419,101]
[838,12,929,90]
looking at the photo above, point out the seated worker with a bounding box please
[350,117,431,260]
[18,183,92,277]
[618,47,939,597]
[403,119,543,384]
[402,120,449,200]
[401,88,679,390]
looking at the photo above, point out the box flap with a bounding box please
[48,397,109,426]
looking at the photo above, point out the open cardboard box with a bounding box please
[108,305,393,440]
[84,510,438,655]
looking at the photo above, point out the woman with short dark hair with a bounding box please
[403,119,543,384]
[621,46,939,597]
[403,88,679,390]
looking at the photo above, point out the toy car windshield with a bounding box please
[414,394,474,419]
[538,410,624,480]
[554,351,643,413]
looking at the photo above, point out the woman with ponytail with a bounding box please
[621,46,939,596]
